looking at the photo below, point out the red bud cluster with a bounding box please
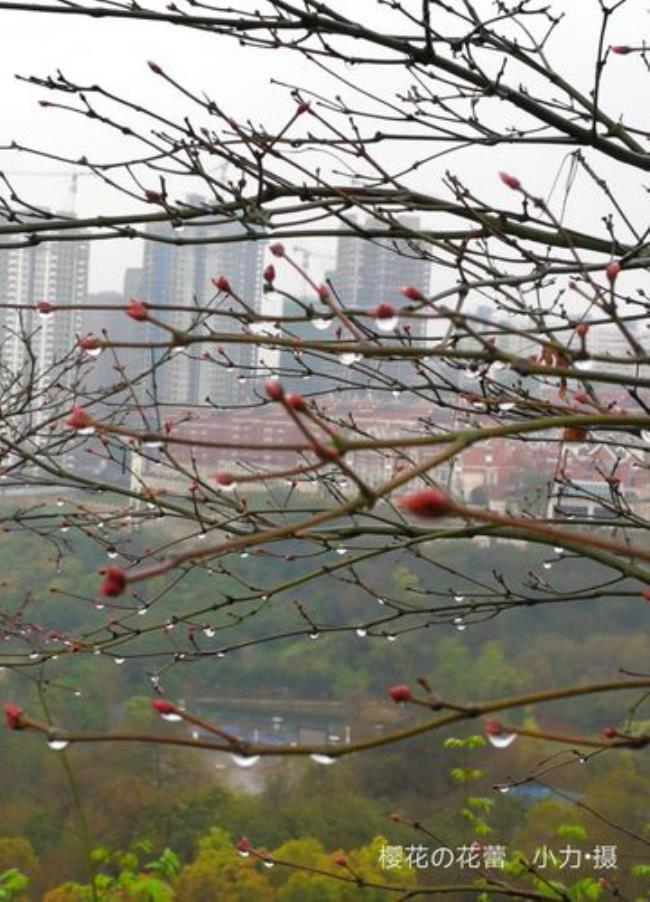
[99,565,127,597]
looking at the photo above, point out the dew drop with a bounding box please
[310,753,337,765]
[386,634,397,642]
[192,730,200,740]
[263,860,275,869]
[313,318,330,331]
[230,753,260,768]
[47,738,69,751]
[336,548,348,555]
[114,657,125,665]
[94,603,105,611]
[78,426,96,436]
[85,347,102,358]
[107,550,118,559]
[203,626,216,638]
[375,315,398,333]
[499,402,515,412]
[376,597,386,605]
[355,628,367,638]
[339,352,361,366]
[543,561,553,570]
[487,732,518,749]
[453,617,466,631]
[453,594,465,603]
[497,785,510,793]
[574,358,593,371]
[641,430,650,444]
[56,499,64,507]
[161,712,183,722]
[553,546,564,555]
[137,606,148,616]
[309,632,320,640]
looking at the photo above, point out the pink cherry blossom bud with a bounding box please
[36,300,54,314]
[235,837,251,854]
[499,172,521,190]
[4,703,24,730]
[144,190,164,204]
[163,416,174,434]
[640,588,650,602]
[573,392,589,404]
[263,264,276,283]
[148,61,164,74]
[214,472,234,486]
[389,684,412,703]
[265,380,284,401]
[399,488,453,518]
[317,283,330,301]
[400,285,423,301]
[77,336,101,351]
[286,393,307,412]
[99,565,127,597]
[269,242,285,258]
[605,260,621,283]
[212,275,231,293]
[370,303,396,320]
[610,45,632,54]
[66,407,93,431]
[126,298,148,321]
[484,718,505,736]
[575,323,589,338]
[602,726,619,738]
[151,699,176,715]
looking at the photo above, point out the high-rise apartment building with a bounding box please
[139,204,265,408]
[0,232,90,387]
[329,215,431,392]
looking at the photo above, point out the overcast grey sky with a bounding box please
[0,1,647,294]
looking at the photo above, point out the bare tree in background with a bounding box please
[1,1,650,895]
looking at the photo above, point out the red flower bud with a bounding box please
[235,837,251,854]
[333,854,348,867]
[640,588,650,602]
[296,100,311,114]
[400,285,423,301]
[265,380,284,401]
[610,45,632,54]
[399,488,453,519]
[212,275,231,293]
[163,416,174,434]
[4,703,24,730]
[99,565,127,597]
[286,393,307,412]
[317,283,330,302]
[370,303,396,319]
[269,242,285,258]
[126,298,148,321]
[573,392,590,404]
[66,406,93,431]
[151,699,176,715]
[605,260,621,283]
[499,172,521,190]
[563,426,588,442]
[36,300,54,314]
[214,472,234,486]
[602,726,619,738]
[263,264,276,283]
[148,60,164,74]
[484,718,505,736]
[389,684,412,703]
[145,190,164,204]
[77,335,101,351]
[575,322,589,338]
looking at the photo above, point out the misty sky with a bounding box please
[0,1,647,294]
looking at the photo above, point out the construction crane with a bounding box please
[2,170,95,214]
[291,245,336,271]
